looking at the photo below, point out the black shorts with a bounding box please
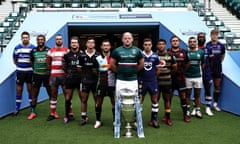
[96,86,115,97]
[65,77,81,89]
[80,82,97,93]
[172,79,187,92]
[49,76,65,87]
[158,85,172,94]
[32,74,50,88]
[212,72,222,79]
[16,72,32,85]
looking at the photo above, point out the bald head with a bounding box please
[122,32,133,48]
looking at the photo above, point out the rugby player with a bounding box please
[167,36,190,123]
[12,31,35,116]
[206,29,225,111]
[138,38,160,128]
[46,34,69,121]
[94,39,115,128]
[28,34,51,120]
[156,39,177,126]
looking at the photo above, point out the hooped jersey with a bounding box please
[46,46,69,77]
[13,43,35,73]
[157,50,176,86]
[31,46,50,75]
[111,46,143,81]
[96,54,115,87]
[138,51,160,82]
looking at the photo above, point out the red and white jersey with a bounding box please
[47,46,69,76]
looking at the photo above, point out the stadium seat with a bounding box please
[71,3,81,7]
[112,2,122,8]
[62,0,72,7]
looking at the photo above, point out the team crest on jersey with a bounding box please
[197,54,200,58]
[144,62,152,71]
[132,49,136,55]
[159,60,166,67]
[180,53,183,57]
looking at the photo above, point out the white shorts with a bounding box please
[186,77,203,89]
[116,79,138,98]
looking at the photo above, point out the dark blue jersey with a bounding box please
[199,46,212,83]
[138,51,160,82]
[206,41,225,74]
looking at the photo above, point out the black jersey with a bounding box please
[62,51,81,79]
[78,50,100,84]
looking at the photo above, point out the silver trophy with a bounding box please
[114,88,144,138]
[121,90,136,138]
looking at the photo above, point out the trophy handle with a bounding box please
[114,95,121,138]
[135,95,145,138]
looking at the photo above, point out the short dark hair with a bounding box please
[211,29,219,35]
[188,36,196,42]
[143,38,152,43]
[21,31,30,37]
[37,34,45,40]
[87,37,95,42]
[101,39,110,44]
[70,36,79,43]
[157,38,166,44]
[197,32,206,37]
[170,35,179,42]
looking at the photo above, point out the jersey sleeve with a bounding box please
[200,50,205,64]
[77,53,84,68]
[110,49,118,61]
[30,49,34,63]
[154,54,160,67]
[137,48,143,61]
[221,44,226,55]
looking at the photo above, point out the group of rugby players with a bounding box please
[12,30,225,129]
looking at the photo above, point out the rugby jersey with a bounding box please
[206,41,225,74]
[78,49,99,84]
[111,46,143,81]
[62,50,81,79]
[138,51,160,82]
[46,46,69,77]
[168,48,189,80]
[199,45,212,83]
[13,43,35,73]
[186,48,204,78]
[157,50,176,86]
[31,46,50,75]
[96,53,115,87]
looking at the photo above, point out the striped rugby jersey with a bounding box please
[47,46,69,77]
[111,46,143,81]
[13,43,35,73]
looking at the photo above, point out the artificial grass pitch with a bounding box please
[0,92,240,144]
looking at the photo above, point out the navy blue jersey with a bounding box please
[199,46,212,83]
[138,51,160,82]
[13,43,35,73]
[206,41,225,74]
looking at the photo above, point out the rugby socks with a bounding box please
[214,89,220,103]
[112,105,115,121]
[16,95,22,111]
[69,101,73,115]
[151,103,159,121]
[50,100,57,115]
[31,105,36,114]
[65,100,71,118]
[181,99,187,115]
[205,96,212,108]
[165,109,171,119]
[95,106,102,121]
[81,112,87,120]
[187,105,191,115]
[28,95,32,107]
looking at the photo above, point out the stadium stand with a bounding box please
[217,0,240,19]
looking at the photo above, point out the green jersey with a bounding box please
[111,46,143,81]
[30,46,50,75]
[186,48,204,78]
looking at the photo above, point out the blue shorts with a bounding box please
[138,80,158,96]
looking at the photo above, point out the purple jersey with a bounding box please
[138,51,160,82]
[206,41,225,74]
[199,46,212,83]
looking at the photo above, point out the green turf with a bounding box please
[1,92,240,144]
